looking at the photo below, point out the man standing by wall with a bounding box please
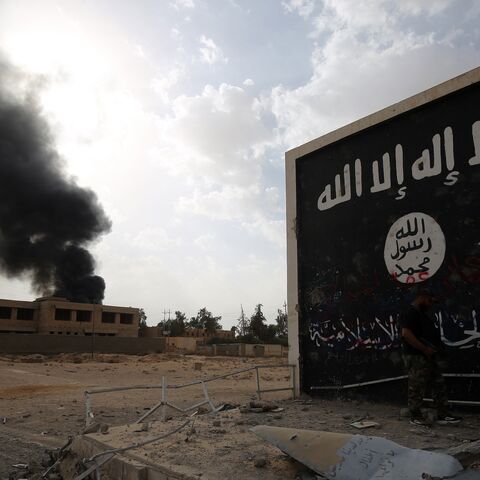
[401,290,461,426]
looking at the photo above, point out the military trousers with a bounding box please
[403,353,449,417]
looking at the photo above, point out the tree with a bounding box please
[169,310,187,336]
[138,308,148,337]
[188,307,222,333]
[236,305,249,337]
[249,304,267,341]
[275,307,288,337]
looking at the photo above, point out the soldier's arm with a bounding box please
[402,328,436,358]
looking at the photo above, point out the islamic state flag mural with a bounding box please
[292,73,480,399]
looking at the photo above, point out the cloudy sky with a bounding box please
[0,0,479,327]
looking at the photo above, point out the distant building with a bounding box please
[144,326,235,340]
[0,297,139,337]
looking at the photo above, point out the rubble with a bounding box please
[446,439,480,468]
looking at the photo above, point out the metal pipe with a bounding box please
[85,364,295,395]
[311,373,480,391]
[86,384,164,395]
[255,366,261,400]
[85,392,93,427]
[170,365,257,388]
[311,375,408,390]
[202,382,216,412]
[135,399,163,424]
[423,398,480,406]
[161,376,166,422]
[291,364,296,400]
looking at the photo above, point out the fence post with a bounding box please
[85,392,93,427]
[161,376,167,422]
[255,366,261,400]
[291,364,296,400]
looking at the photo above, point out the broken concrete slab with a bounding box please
[251,425,464,480]
[350,420,380,429]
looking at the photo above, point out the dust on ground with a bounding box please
[0,353,478,478]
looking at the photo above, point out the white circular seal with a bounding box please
[384,212,445,284]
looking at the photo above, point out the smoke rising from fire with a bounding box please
[0,57,111,303]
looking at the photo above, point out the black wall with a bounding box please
[295,81,480,401]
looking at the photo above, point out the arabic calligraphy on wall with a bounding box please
[317,120,480,211]
[384,212,445,284]
[309,309,480,351]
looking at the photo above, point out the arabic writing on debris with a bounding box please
[317,120,480,211]
[384,212,445,284]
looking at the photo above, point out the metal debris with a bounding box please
[251,425,464,480]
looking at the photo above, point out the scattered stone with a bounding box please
[273,414,283,420]
[446,439,480,467]
[254,457,267,468]
[194,362,203,371]
[301,407,310,412]
[212,419,221,427]
[22,413,31,418]
[350,420,380,430]
[342,414,353,420]
[249,400,279,412]
[211,428,226,434]
[234,419,245,425]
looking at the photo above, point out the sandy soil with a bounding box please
[0,353,478,479]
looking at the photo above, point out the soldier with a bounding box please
[401,290,461,425]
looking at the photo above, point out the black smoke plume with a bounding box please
[0,57,111,303]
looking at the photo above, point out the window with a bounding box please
[17,308,34,320]
[0,307,12,319]
[55,308,71,321]
[120,313,133,325]
[102,311,116,324]
[76,310,92,322]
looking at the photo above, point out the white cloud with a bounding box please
[151,63,185,103]
[282,0,316,18]
[193,233,216,251]
[170,0,195,10]
[199,35,228,65]
[157,83,273,186]
[132,227,178,250]
[243,78,255,86]
[270,0,479,149]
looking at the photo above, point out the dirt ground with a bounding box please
[0,353,479,479]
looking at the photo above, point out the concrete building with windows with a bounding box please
[0,297,139,337]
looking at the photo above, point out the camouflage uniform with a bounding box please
[403,353,449,417]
